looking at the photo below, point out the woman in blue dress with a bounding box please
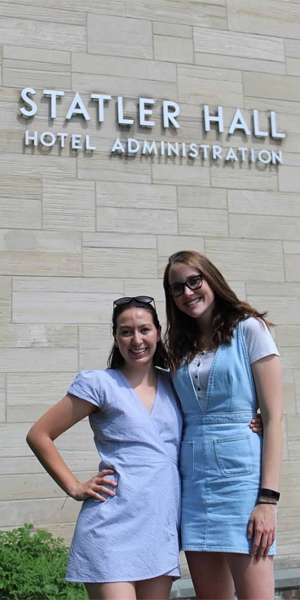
[163,250,283,600]
[26,296,183,600]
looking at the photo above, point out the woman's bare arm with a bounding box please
[248,355,284,559]
[253,355,283,492]
[26,394,117,501]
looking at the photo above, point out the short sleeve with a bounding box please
[67,370,103,409]
[241,318,280,364]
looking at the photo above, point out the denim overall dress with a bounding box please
[172,321,276,554]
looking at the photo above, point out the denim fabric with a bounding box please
[173,321,276,555]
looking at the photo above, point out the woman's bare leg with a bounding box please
[227,553,274,600]
[186,551,235,600]
[85,576,172,600]
[136,575,173,600]
[85,581,136,600]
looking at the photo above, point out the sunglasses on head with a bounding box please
[169,274,203,297]
[113,296,156,308]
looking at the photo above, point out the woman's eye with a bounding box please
[188,276,200,287]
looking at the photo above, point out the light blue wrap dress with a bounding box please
[65,368,182,583]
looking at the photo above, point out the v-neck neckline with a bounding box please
[117,369,159,416]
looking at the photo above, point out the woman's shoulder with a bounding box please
[68,369,123,394]
[240,317,279,364]
[241,316,269,335]
[67,369,120,408]
[72,368,112,382]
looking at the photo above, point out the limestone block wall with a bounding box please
[0,0,300,572]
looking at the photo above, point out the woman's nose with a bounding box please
[132,331,142,344]
[182,284,194,297]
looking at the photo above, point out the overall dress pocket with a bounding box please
[214,435,254,477]
[179,441,195,480]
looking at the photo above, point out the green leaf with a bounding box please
[0,525,88,600]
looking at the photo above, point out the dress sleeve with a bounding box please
[67,370,103,409]
[241,318,280,365]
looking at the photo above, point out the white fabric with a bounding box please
[241,317,279,364]
[189,318,279,408]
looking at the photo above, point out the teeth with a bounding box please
[187,298,202,306]
[131,348,146,354]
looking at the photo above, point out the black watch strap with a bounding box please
[260,488,280,501]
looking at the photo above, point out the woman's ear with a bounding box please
[114,338,118,347]
[157,326,161,342]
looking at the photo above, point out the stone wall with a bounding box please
[0,0,300,572]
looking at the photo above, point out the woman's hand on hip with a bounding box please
[68,469,117,502]
[248,503,276,560]
[249,414,263,436]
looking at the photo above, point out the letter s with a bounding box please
[20,88,37,118]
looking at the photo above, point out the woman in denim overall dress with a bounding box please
[163,251,283,600]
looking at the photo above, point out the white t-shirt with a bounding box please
[189,318,279,409]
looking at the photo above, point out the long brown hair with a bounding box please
[163,250,273,371]
[107,298,168,369]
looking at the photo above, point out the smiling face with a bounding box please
[168,262,215,325]
[114,307,161,370]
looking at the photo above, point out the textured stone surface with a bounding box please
[126,0,227,29]
[227,0,300,39]
[43,180,95,232]
[0,0,299,577]
[0,375,5,422]
[96,182,177,210]
[0,277,11,323]
[154,35,194,63]
[87,14,153,59]
[194,27,285,61]
[0,17,86,51]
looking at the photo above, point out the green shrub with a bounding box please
[0,524,89,600]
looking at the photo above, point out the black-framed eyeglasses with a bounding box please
[169,274,203,298]
[113,296,156,308]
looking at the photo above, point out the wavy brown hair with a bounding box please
[163,250,273,371]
